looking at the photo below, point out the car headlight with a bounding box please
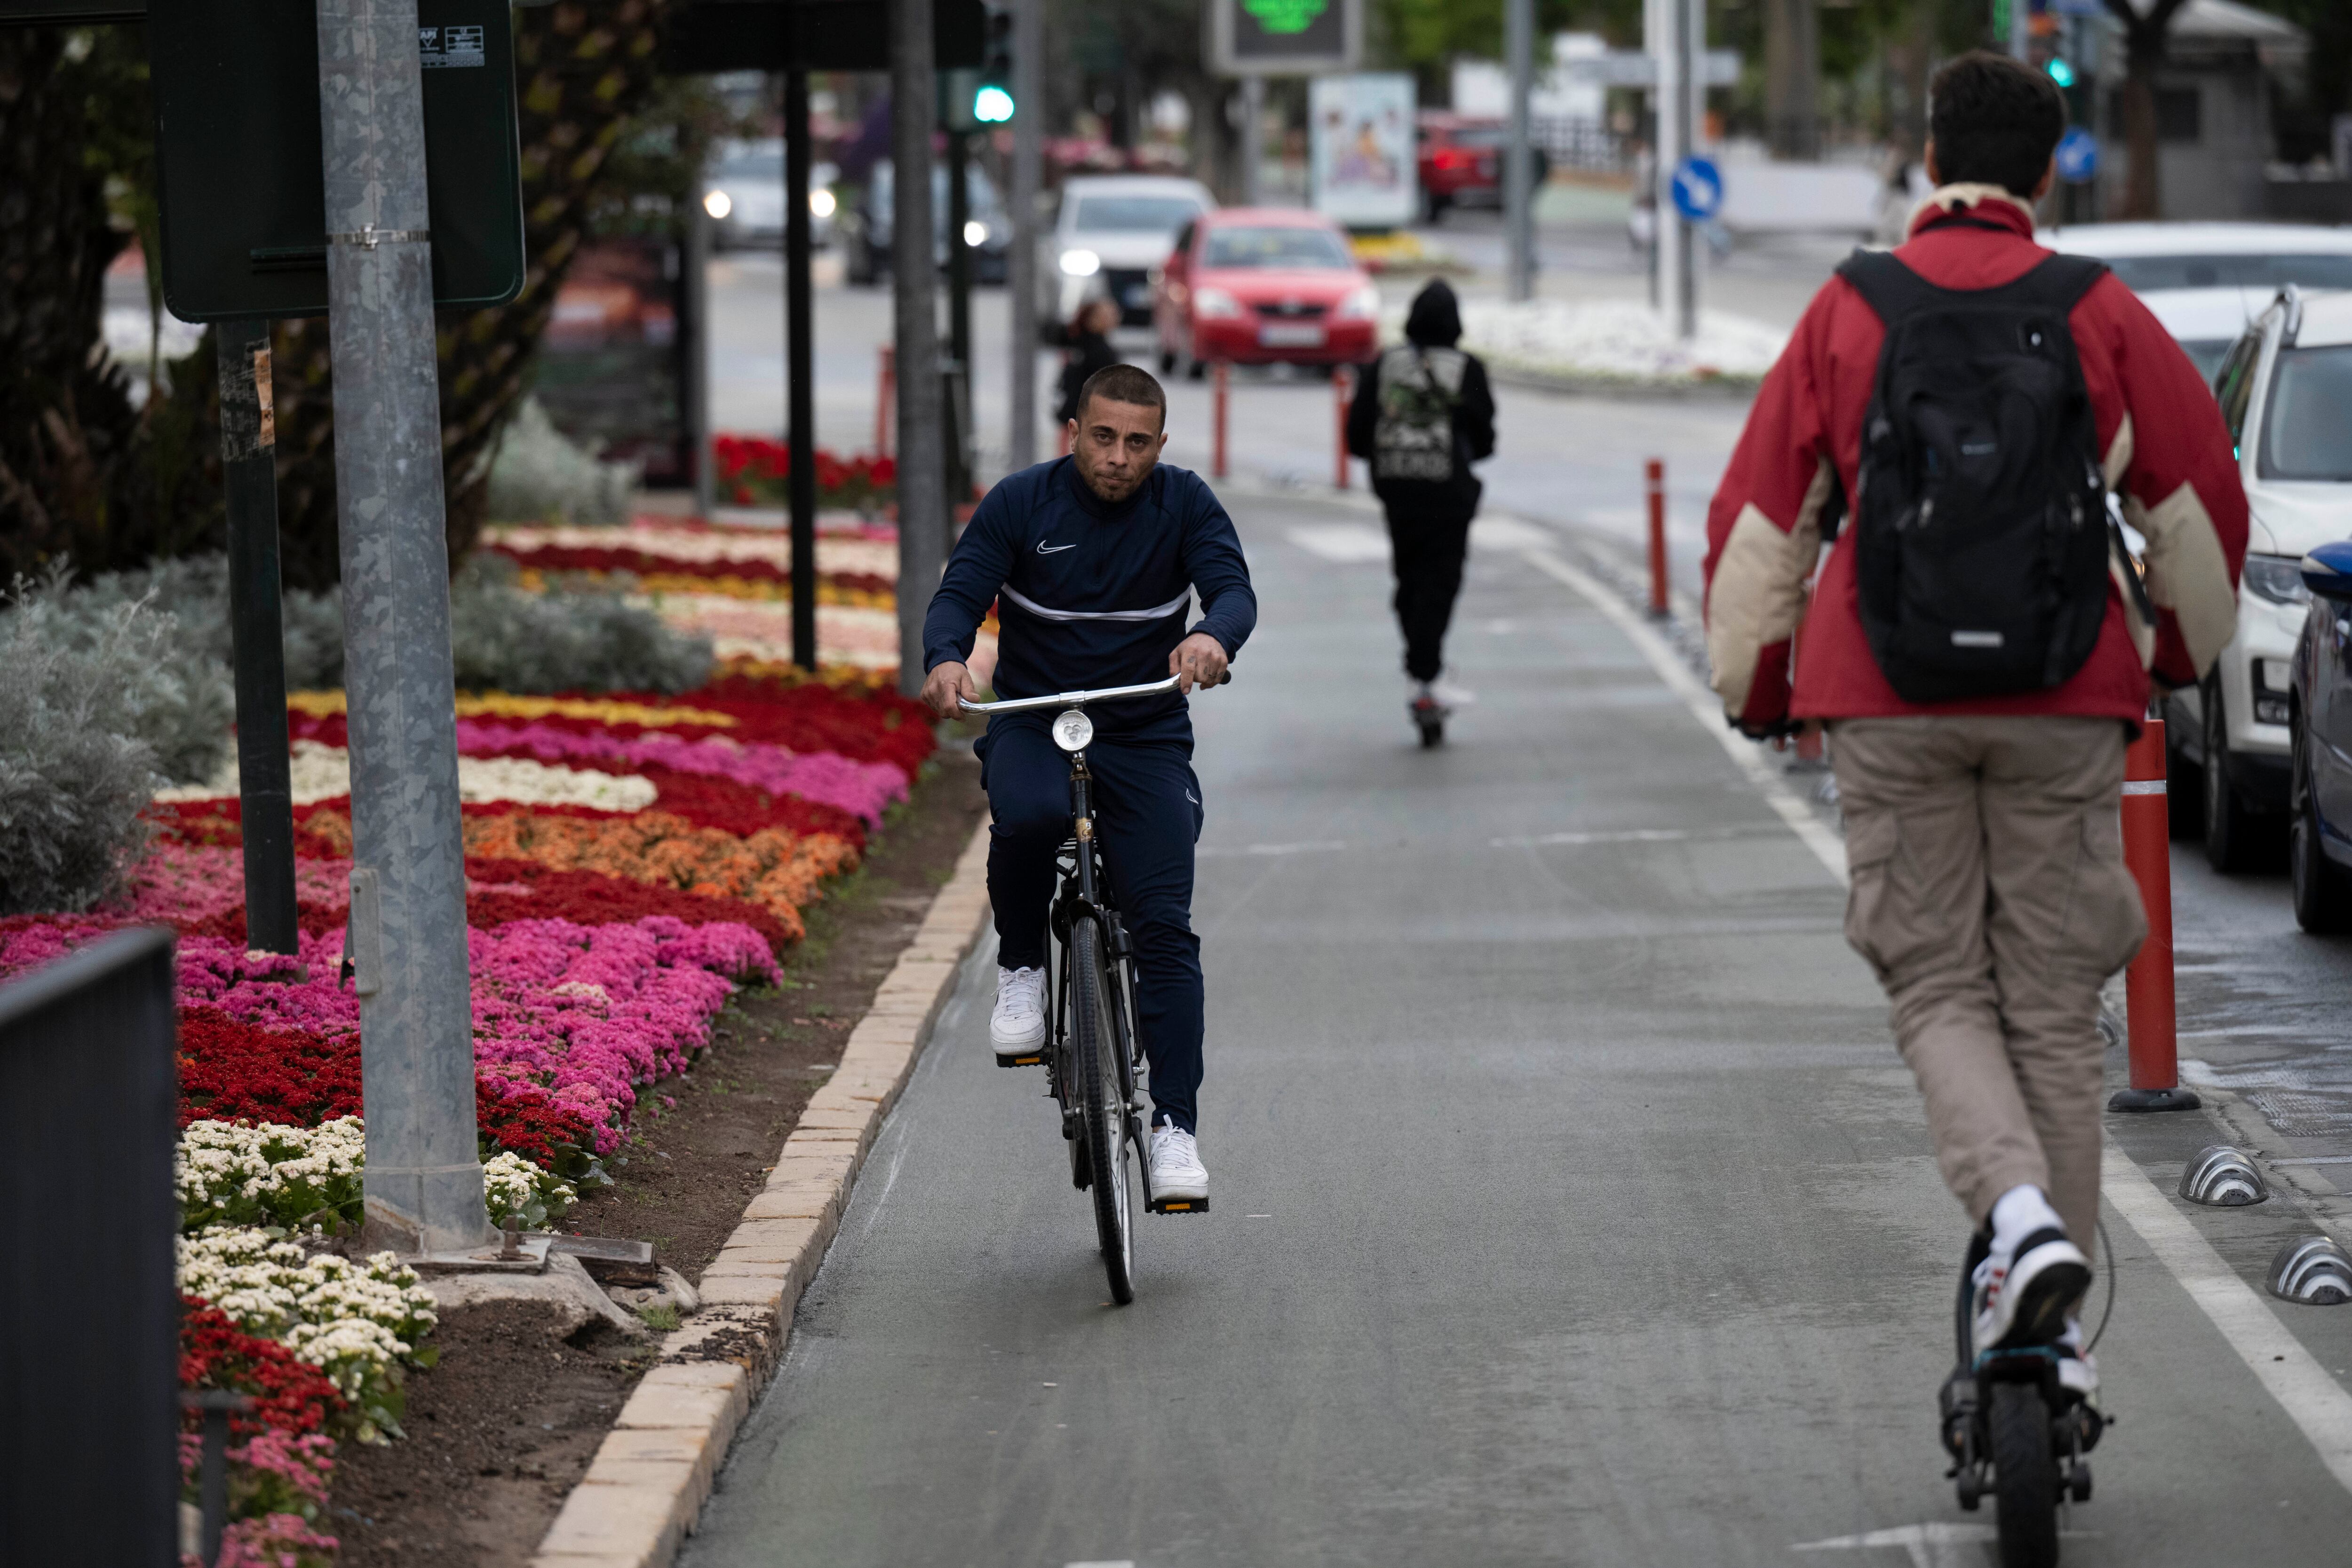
[810,188,836,219]
[1336,284,1380,319]
[1060,248,1100,277]
[1194,286,1245,320]
[964,220,989,248]
[2244,554,2312,607]
[702,189,732,221]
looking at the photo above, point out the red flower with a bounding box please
[180,1297,347,1439]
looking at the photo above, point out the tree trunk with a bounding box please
[1764,0,1821,160]
[2106,0,2187,223]
[269,0,675,589]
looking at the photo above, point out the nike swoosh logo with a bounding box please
[1036,541,1077,554]
[1185,791,1200,805]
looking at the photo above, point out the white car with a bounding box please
[1045,175,1215,333]
[701,140,837,251]
[2042,222,2352,383]
[2164,286,2352,870]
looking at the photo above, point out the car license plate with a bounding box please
[1257,323,1325,348]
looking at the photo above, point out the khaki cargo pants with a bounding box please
[1829,717,2148,1245]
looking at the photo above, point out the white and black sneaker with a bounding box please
[1972,1226,2092,1355]
[2055,1314,2100,1407]
[1147,1123,1208,1212]
[990,966,1047,1066]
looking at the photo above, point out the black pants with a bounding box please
[1385,509,1473,683]
[978,722,1206,1134]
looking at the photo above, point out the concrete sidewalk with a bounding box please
[680,486,2352,1567]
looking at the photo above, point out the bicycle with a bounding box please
[961,671,1223,1305]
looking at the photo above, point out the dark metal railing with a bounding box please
[0,926,181,1565]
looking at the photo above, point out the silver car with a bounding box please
[701,139,837,251]
[1045,175,1216,332]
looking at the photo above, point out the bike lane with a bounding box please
[680,486,2352,1568]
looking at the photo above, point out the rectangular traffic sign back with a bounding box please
[149,0,524,322]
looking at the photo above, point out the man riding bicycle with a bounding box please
[921,362,1257,1207]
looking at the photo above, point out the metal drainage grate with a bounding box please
[2268,1236,2352,1305]
[2179,1145,2269,1207]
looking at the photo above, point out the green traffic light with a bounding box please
[2047,58,2076,89]
[974,85,1015,123]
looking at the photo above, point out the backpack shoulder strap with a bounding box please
[1834,248,1941,327]
[2007,253,2110,313]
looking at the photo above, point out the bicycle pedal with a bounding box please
[995,1050,1046,1068]
[1148,1195,1208,1214]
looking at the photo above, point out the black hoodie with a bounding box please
[1347,278,1496,521]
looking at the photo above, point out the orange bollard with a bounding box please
[1212,361,1229,480]
[1335,364,1352,490]
[875,344,896,458]
[2111,716,2200,1112]
[1645,458,1669,618]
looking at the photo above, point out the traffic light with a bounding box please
[974,4,1013,122]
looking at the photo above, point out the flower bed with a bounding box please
[0,612,936,1557]
[709,436,895,510]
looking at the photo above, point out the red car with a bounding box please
[1152,209,1380,377]
[1416,113,1545,223]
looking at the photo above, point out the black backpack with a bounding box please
[1836,246,2116,704]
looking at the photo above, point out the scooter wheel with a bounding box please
[1416,715,1444,749]
[1990,1381,2060,1568]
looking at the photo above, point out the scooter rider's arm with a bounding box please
[1702,286,1840,739]
[922,475,1019,680]
[1346,356,1380,461]
[1178,470,1258,664]
[2086,276,2248,691]
[1459,355,1496,462]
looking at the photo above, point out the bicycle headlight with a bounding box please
[1051,709,1094,753]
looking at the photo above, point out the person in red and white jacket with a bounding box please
[1703,54,2246,1401]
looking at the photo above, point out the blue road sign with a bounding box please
[1670,156,1723,223]
[2056,127,2098,185]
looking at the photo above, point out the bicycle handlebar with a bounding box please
[961,671,1228,716]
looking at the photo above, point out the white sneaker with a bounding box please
[990,966,1047,1063]
[1147,1123,1209,1210]
[2055,1314,2100,1405]
[1972,1225,2091,1355]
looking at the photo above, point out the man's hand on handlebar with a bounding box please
[921,661,979,719]
[1169,633,1229,695]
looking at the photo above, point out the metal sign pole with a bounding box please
[1675,0,1698,341]
[687,195,715,522]
[1241,77,1264,205]
[892,0,946,696]
[1647,0,1685,341]
[1007,0,1041,469]
[1504,0,1533,302]
[213,318,299,957]
[786,68,818,671]
[315,0,489,1255]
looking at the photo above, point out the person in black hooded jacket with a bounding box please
[1346,278,1496,739]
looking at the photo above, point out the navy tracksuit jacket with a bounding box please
[923,457,1257,1133]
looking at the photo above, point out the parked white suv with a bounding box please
[2042,223,2352,383]
[2166,286,2352,871]
[1044,175,1215,333]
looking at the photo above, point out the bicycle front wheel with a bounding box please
[1072,918,1136,1305]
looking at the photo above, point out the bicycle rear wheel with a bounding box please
[1073,919,1136,1304]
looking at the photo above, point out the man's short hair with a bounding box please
[1076,364,1167,430]
[1929,52,2067,199]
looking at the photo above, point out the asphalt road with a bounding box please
[680,486,2352,1568]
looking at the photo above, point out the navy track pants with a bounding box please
[978,721,1205,1134]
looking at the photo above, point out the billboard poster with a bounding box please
[1310,73,1417,230]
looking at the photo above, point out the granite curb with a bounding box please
[526,819,993,1568]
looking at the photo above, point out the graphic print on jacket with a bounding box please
[923,456,1259,739]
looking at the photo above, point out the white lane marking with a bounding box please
[2099,1143,2352,1491]
[1517,546,1848,883]
[1520,533,2352,1502]
[1198,839,1349,858]
[1285,523,1390,563]
[1791,1521,1994,1568]
[1490,823,1787,850]
[1470,515,1556,551]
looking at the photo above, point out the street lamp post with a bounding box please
[314,0,489,1255]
